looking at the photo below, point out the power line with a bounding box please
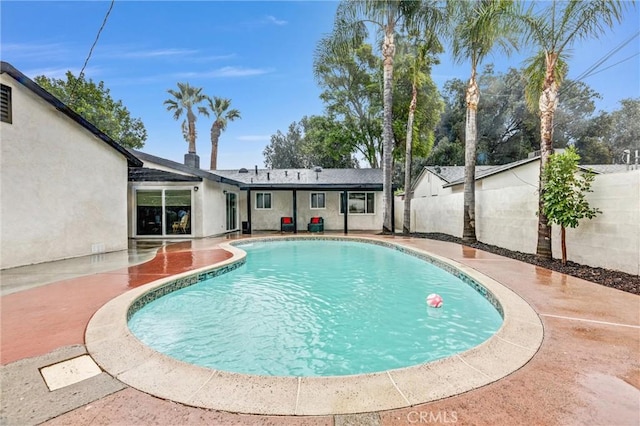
[69,0,115,102]
[583,52,640,78]
[559,30,640,98]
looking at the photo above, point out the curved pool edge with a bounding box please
[85,235,543,416]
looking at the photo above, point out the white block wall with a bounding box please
[401,166,640,275]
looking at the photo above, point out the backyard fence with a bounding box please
[396,169,640,276]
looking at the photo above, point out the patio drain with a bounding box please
[40,355,101,391]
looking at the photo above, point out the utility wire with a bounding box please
[579,52,640,78]
[559,30,640,98]
[69,0,115,103]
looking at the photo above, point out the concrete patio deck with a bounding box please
[1,234,638,425]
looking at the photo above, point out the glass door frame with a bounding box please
[133,186,194,237]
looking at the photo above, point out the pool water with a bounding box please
[128,240,503,376]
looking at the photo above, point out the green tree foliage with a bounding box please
[542,147,601,264]
[520,0,626,260]
[314,40,383,167]
[392,38,444,162]
[451,0,518,243]
[164,82,208,155]
[263,116,357,169]
[328,0,445,233]
[35,72,147,149]
[609,98,640,155]
[432,66,611,166]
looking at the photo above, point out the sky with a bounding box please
[2,1,639,170]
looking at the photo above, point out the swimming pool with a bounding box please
[86,236,543,415]
[128,240,503,376]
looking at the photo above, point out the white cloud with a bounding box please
[122,48,200,58]
[24,66,101,79]
[177,66,273,78]
[99,47,199,59]
[236,135,271,142]
[193,53,237,62]
[1,42,69,61]
[265,15,288,26]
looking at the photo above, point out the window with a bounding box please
[255,192,272,209]
[1,84,11,124]
[310,192,325,209]
[340,192,375,214]
[136,188,192,236]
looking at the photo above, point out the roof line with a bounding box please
[443,156,540,187]
[1,61,142,168]
[130,149,244,186]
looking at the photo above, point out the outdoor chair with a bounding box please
[177,212,190,233]
[307,216,324,233]
[280,216,295,233]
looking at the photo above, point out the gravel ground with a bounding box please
[411,233,639,295]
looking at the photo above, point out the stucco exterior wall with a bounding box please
[1,73,129,269]
[248,190,383,232]
[409,193,463,237]
[202,181,240,236]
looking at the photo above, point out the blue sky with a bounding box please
[2,1,638,170]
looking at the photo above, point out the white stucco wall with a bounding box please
[1,73,129,269]
[551,170,640,275]
[406,160,640,275]
[475,161,539,253]
[248,190,383,232]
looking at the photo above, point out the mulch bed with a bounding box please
[410,233,639,295]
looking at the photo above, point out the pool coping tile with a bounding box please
[85,236,544,416]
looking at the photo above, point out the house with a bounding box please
[129,150,386,237]
[0,61,388,269]
[0,62,142,269]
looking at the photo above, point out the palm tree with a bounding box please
[452,0,517,243]
[164,82,208,155]
[331,0,445,233]
[203,97,241,170]
[402,34,441,235]
[522,0,626,259]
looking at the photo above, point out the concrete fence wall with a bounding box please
[399,169,640,275]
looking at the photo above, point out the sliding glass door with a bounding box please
[136,188,193,236]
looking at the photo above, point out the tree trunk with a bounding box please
[187,109,196,154]
[210,123,221,170]
[536,54,559,260]
[463,71,479,243]
[403,83,418,235]
[381,26,396,234]
[561,225,567,265]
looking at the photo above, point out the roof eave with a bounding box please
[1,61,143,168]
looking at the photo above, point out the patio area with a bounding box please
[1,234,638,425]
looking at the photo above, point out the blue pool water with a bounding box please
[128,240,503,376]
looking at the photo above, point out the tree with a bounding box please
[542,147,600,264]
[164,82,208,155]
[609,98,640,157]
[301,116,359,168]
[263,116,357,169]
[329,0,444,233]
[264,121,307,169]
[203,97,241,170]
[394,34,443,235]
[521,0,626,259]
[35,72,147,149]
[452,0,517,243]
[314,39,383,167]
